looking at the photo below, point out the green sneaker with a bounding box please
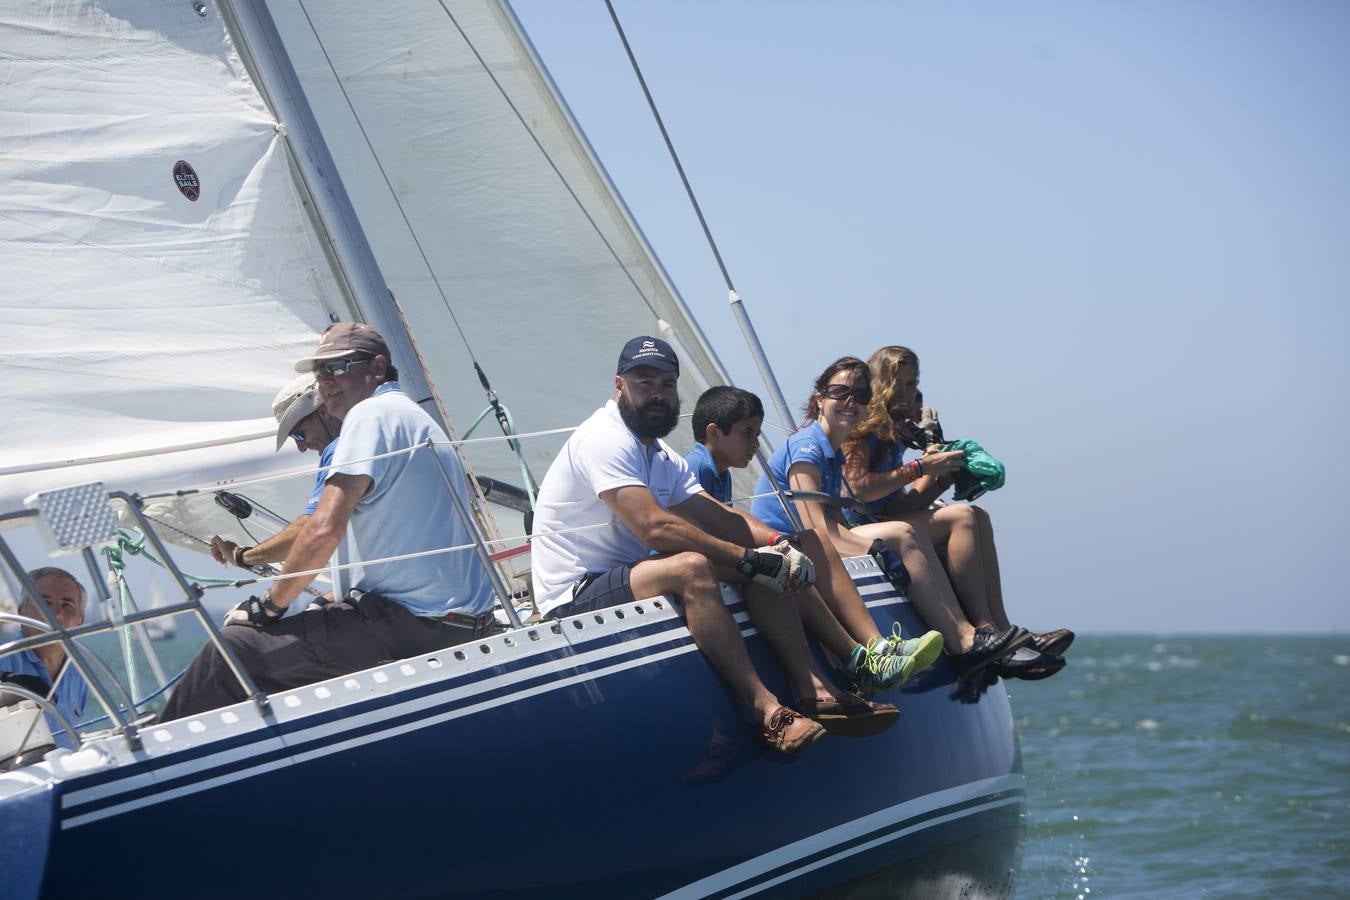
[846,642,920,694]
[873,624,945,675]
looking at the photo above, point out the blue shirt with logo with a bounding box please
[751,421,844,533]
[683,442,732,505]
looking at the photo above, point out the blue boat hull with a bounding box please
[4,565,1023,898]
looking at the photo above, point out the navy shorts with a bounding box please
[546,564,636,620]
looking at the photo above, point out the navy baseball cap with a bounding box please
[616,336,680,376]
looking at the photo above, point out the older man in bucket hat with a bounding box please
[160,323,493,720]
[208,373,343,571]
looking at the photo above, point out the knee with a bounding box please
[669,551,717,590]
[949,503,980,530]
[887,521,920,549]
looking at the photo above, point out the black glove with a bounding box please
[223,593,285,628]
[736,548,790,593]
[868,539,911,591]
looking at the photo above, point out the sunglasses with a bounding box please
[819,383,873,405]
[290,431,306,447]
[313,355,372,377]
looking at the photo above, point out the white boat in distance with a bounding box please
[0,2,1024,897]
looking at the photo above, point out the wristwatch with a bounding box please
[259,591,286,618]
[735,549,758,578]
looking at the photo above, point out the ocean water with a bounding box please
[1013,635,1350,898]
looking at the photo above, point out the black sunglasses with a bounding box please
[819,383,873,405]
[313,355,372,377]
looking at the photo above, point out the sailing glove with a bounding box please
[224,592,285,628]
[737,548,790,592]
[770,540,816,588]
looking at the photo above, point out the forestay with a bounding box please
[0,2,349,533]
[264,0,740,493]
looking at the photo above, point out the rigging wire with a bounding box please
[293,1,540,497]
[602,0,737,295]
[600,0,799,435]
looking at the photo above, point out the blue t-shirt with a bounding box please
[303,442,337,516]
[325,382,493,618]
[0,649,88,748]
[683,442,732,504]
[751,421,844,533]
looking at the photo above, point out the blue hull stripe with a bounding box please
[657,774,1025,899]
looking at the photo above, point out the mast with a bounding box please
[218,0,443,424]
[219,0,517,619]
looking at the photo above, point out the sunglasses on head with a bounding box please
[819,383,873,405]
[313,355,372,377]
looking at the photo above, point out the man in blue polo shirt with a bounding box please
[161,324,493,720]
[1,567,90,748]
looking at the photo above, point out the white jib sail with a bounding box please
[0,2,351,543]
[263,0,738,497]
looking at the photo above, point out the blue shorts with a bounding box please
[546,564,635,620]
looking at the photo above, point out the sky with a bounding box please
[508,0,1350,633]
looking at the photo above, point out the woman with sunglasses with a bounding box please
[841,346,1071,680]
[752,356,1028,677]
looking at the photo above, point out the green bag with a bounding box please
[945,438,1005,502]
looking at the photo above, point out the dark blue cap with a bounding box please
[616,336,680,376]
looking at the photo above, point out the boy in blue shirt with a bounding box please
[684,386,763,505]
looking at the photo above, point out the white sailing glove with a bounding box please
[771,540,816,588]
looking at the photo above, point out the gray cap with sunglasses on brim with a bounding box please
[272,374,323,451]
[292,322,390,374]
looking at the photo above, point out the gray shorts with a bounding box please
[545,564,636,620]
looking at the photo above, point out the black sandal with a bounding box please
[948,626,1032,677]
[1031,628,1075,657]
[992,646,1066,681]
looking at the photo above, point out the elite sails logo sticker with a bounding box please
[173,160,200,201]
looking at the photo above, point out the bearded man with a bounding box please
[529,337,898,756]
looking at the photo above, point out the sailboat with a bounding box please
[0,2,1024,897]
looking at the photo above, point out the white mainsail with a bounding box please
[0,2,351,539]
[263,0,737,492]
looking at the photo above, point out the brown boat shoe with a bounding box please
[761,706,826,755]
[793,695,900,739]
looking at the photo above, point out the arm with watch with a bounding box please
[670,493,815,591]
[224,475,367,627]
[600,487,813,594]
[209,516,308,571]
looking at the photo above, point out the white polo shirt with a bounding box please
[530,400,703,615]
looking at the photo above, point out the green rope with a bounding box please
[102,528,239,587]
[462,403,537,508]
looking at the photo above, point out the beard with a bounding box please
[618,391,679,440]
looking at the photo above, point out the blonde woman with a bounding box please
[841,346,1071,679]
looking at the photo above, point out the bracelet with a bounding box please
[768,531,786,546]
[233,545,254,568]
[905,459,923,481]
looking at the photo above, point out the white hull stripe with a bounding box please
[657,774,1025,900]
